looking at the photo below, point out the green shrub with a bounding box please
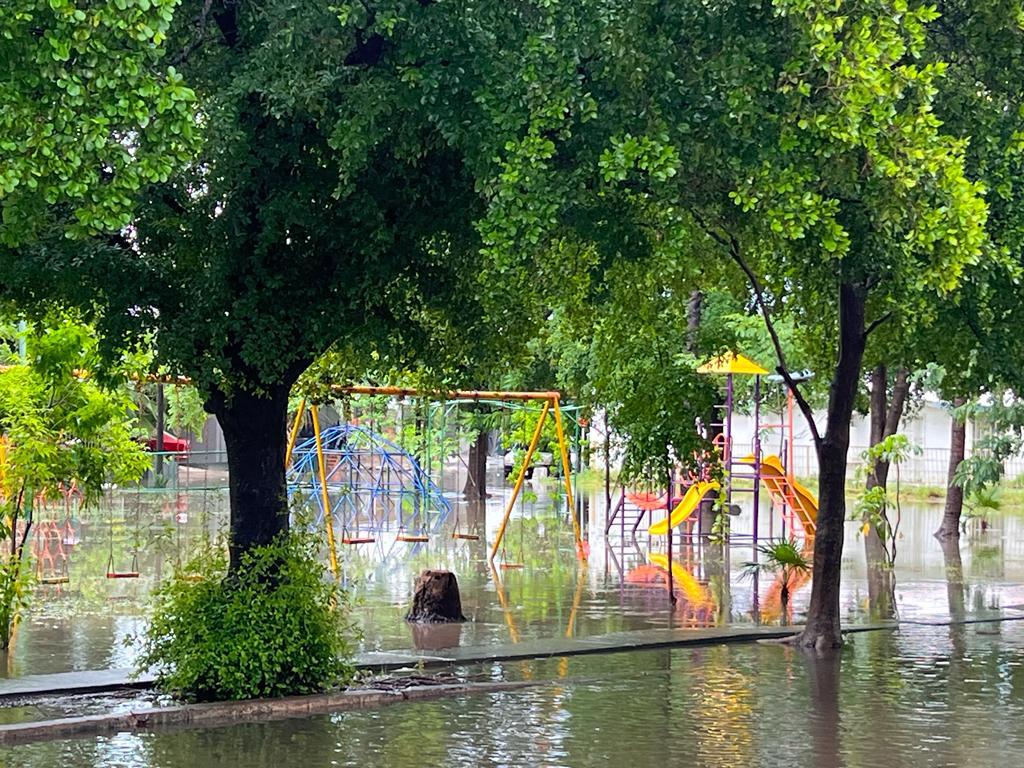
[135,532,357,702]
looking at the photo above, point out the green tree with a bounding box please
[1,1,608,572]
[585,0,989,648]
[0,318,148,647]
[922,1,1024,539]
[0,0,197,244]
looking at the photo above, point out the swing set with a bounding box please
[285,386,588,572]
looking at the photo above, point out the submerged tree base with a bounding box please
[406,570,466,623]
[780,625,844,653]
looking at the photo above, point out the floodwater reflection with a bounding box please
[5,494,1024,678]
[7,623,1024,767]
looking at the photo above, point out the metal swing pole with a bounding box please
[285,398,307,467]
[311,404,340,578]
[490,399,550,562]
[552,396,586,561]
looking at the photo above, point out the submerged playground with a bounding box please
[5,353,1024,766]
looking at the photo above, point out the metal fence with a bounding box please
[790,444,1024,487]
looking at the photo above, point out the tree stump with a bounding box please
[406,569,466,623]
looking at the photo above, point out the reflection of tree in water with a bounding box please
[685,646,754,767]
[804,652,844,768]
[865,533,897,620]
[142,720,365,767]
[496,514,572,566]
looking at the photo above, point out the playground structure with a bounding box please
[609,351,818,550]
[614,349,821,608]
[695,351,818,542]
[285,387,588,575]
[286,423,452,561]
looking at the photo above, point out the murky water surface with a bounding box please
[5,479,1024,676]
[5,474,1024,766]
[6,623,1024,767]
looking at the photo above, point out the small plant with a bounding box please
[135,531,357,702]
[742,539,811,623]
[855,434,918,568]
[964,486,1001,526]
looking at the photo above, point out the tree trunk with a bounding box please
[155,383,165,478]
[797,282,867,651]
[935,399,967,540]
[211,385,291,572]
[864,364,909,605]
[939,534,966,621]
[865,365,910,491]
[687,290,702,353]
[463,429,488,500]
[406,569,466,622]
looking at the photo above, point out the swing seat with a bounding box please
[40,576,70,585]
[500,562,524,570]
[106,570,140,579]
[452,532,480,541]
[396,534,429,543]
[342,536,376,545]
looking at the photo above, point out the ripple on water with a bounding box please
[3,623,1024,767]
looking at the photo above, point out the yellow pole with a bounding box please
[490,400,551,562]
[489,562,522,645]
[284,398,307,467]
[552,397,585,559]
[565,566,586,638]
[310,405,340,578]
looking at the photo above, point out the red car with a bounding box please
[146,431,190,457]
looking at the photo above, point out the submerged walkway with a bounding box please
[0,622,897,702]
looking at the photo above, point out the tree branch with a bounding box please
[692,211,822,448]
[171,0,216,65]
[863,311,893,339]
[884,368,910,439]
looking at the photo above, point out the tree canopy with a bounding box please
[1,0,197,244]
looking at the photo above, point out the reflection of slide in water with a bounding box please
[647,553,714,609]
[742,454,817,536]
[647,480,720,536]
[624,557,716,626]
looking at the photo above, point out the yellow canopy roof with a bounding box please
[696,351,769,376]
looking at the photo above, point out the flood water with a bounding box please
[6,622,1024,767]
[6,466,1024,766]
[5,466,1024,677]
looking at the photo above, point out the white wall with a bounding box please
[590,398,1024,486]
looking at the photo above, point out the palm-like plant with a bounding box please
[743,540,811,623]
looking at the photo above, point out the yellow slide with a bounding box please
[647,553,713,607]
[648,480,720,536]
[745,454,817,536]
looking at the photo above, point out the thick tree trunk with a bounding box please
[797,283,867,651]
[463,429,488,500]
[935,399,967,540]
[211,385,291,572]
[406,569,466,622]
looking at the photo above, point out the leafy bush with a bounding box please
[136,532,357,702]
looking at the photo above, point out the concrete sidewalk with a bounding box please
[1,622,900,702]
